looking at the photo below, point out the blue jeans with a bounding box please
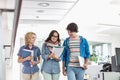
[67,66,85,80]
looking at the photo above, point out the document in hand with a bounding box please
[52,46,64,58]
[23,49,34,57]
[23,49,34,67]
[78,56,85,68]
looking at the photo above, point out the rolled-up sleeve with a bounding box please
[84,38,90,59]
[37,47,41,56]
[62,41,67,62]
[17,47,23,57]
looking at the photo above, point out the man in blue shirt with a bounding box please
[62,22,90,80]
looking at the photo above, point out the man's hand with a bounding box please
[83,63,88,70]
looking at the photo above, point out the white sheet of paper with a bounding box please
[23,49,34,67]
[52,46,64,58]
[23,49,34,56]
[78,56,85,68]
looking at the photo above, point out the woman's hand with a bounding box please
[25,56,33,61]
[48,53,54,59]
[30,61,38,65]
[52,54,60,61]
[49,53,60,61]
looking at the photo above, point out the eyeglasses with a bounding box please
[52,35,58,38]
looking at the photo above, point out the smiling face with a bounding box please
[45,30,60,44]
[29,34,36,44]
[51,32,58,43]
[25,32,36,45]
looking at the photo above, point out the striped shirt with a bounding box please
[68,39,81,67]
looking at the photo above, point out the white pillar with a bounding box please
[0,10,5,80]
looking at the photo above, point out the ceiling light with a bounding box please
[36,16,39,18]
[98,23,120,27]
[119,13,120,16]
[38,3,49,7]
[37,10,44,13]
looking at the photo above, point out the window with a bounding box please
[89,42,111,65]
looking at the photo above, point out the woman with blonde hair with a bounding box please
[17,32,41,80]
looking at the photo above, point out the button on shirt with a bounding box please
[17,45,41,74]
[41,43,60,74]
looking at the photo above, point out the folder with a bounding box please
[52,46,64,58]
[78,56,85,68]
[23,49,34,67]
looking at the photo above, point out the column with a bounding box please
[0,10,5,80]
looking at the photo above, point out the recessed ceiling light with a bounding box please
[37,10,44,13]
[118,13,120,16]
[110,0,120,5]
[98,23,120,27]
[38,3,50,7]
[36,16,39,18]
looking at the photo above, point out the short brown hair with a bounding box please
[66,22,78,32]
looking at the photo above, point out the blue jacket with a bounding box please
[62,36,90,67]
[41,43,60,74]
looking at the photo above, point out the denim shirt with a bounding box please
[41,43,60,74]
[62,36,90,67]
[17,45,41,74]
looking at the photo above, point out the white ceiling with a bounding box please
[1,0,120,41]
[61,0,120,37]
[19,0,79,24]
[1,0,120,57]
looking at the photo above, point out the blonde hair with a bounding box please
[25,32,36,45]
